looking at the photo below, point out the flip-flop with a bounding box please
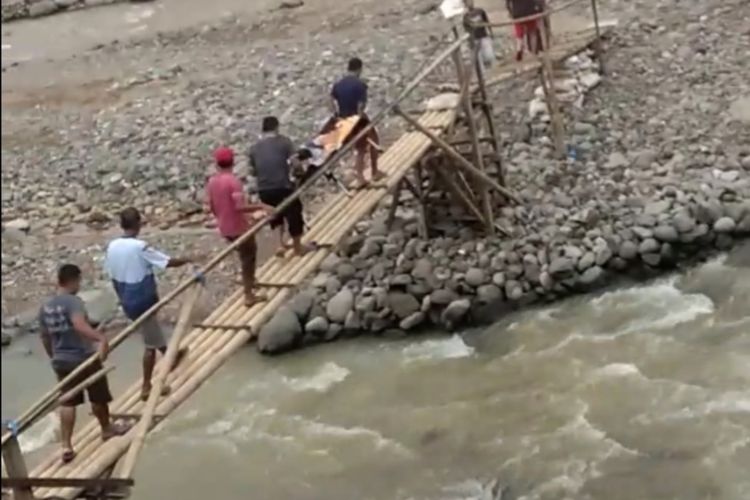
[61,449,76,464]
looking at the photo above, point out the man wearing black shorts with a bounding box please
[249,116,312,256]
[38,264,126,464]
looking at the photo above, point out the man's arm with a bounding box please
[142,245,191,269]
[70,311,109,360]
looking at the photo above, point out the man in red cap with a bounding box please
[205,147,272,307]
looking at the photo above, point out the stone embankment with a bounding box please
[258,192,749,354]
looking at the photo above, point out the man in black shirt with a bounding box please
[462,0,495,73]
[329,57,385,188]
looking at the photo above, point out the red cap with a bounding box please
[214,147,234,167]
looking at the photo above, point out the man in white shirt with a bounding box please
[105,207,193,400]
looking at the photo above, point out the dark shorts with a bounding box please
[258,188,305,238]
[52,358,112,407]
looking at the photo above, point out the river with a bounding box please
[3,243,748,499]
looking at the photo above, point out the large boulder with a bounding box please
[387,292,420,319]
[257,306,302,355]
[78,287,120,326]
[441,299,471,329]
[326,288,354,323]
[288,290,316,322]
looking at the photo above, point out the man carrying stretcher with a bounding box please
[323,57,385,188]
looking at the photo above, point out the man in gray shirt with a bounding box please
[249,116,313,256]
[38,264,125,464]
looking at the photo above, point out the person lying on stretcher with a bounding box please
[325,56,386,188]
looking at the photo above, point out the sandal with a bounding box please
[61,449,76,464]
[294,242,319,257]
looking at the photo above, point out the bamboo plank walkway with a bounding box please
[28,109,457,500]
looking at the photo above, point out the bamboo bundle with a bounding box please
[32,109,457,500]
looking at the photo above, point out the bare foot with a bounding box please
[244,294,268,308]
[294,242,318,256]
[371,170,387,181]
[61,448,76,464]
[141,384,171,402]
[102,421,131,441]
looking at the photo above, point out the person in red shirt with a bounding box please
[205,147,272,307]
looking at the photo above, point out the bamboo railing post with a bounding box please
[117,283,202,479]
[2,435,34,500]
[590,0,605,74]
[394,107,521,205]
[450,36,494,235]
[538,17,566,158]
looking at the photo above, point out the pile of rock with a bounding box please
[256,191,749,354]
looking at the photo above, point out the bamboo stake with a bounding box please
[386,181,403,229]
[538,18,566,158]
[395,108,521,204]
[2,435,34,500]
[413,164,428,239]
[590,0,605,74]
[117,283,202,479]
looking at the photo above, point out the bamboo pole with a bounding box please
[394,108,521,204]
[2,435,34,500]
[413,164,428,239]
[117,283,202,479]
[434,166,488,226]
[538,18,566,158]
[590,0,605,74]
[470,38,505,187]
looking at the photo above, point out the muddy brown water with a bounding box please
[3,245,749,499]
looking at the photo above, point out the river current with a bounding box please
[3,244,748,499]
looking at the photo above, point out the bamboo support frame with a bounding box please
[395,108,521,205]
[451,42,494,235]
[117,283,203,479]
[590,0,605,73]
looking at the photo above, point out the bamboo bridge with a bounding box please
[1,1,610,498]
